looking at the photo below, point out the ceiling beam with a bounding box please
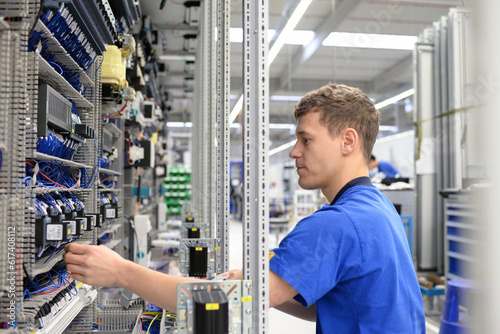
[231,77,371,95]
[277,0,364,91]
[371,55,413,94]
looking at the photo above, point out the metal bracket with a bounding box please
[176,280,253,334]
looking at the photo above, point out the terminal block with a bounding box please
[179,239,221,279]
[176,281,253,334]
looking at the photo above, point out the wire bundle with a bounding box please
[98,233,110,244]
[99,173,115,188]
[25,161,79,189]
[24,261,74,299]
[100,102,128,120]
[40,4,96,71]
[140,313,160,334]
[36,131,80,160]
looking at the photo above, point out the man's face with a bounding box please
[289,111,342,192]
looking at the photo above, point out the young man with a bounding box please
[64,83,425,332]
[264,83,425,332]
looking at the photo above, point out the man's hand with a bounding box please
[63,243,125,287]
[220,269,243,280]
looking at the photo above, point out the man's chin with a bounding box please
[298,179,316,190]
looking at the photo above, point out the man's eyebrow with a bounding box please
[295,129,313,136]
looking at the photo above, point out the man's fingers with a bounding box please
[63,252,84,266]
[66,263,83,275]
[65,242,91,255]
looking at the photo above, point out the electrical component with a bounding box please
[183,34,197,53]
[176,281,253,334]
[181,222,208,239]
[102,127,114,154]
[35,215,52,249]
[192,290,229,334]
[137,139,155,168]
[43,0,117,54]
[187,228,200,239]
[101,45,127,89]
[64,218,84,236]
[180,239,221,279]
[86,213,101,228]
[37,84,73,137]
[142,100,155,122]
[34,281,78,329]
[184,1,201,26]
[133,215,152,267]
[46,221,72,242]
[74,124,95,139]
[189,246,207,277]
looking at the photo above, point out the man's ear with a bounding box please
[341,128,358,155]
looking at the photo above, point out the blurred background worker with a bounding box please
[369,154,401,179]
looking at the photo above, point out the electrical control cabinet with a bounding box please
[0,0,241,332]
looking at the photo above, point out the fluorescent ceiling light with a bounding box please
[285,30,314,45]
[167,122,193,128]
[322,32,418,50]
[231,123,295,131]
[269,0,313,65]
[375,88,415,110]
[229,95,244,124]
[379,125,399,132]
[270,95,303,102]
[269,139,297,157]
[231,0,313,123]
[159,54,196,61]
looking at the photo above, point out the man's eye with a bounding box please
[303,138,310,144]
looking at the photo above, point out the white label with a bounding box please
[106,208,116,218]
[46,225,63,241]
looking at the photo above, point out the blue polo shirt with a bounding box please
[269,177,425,333]
[378,160,400,178]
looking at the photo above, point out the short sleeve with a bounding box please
[269,208,361,307]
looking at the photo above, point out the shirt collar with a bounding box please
[330,176,373,205]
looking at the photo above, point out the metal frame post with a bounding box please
[242,0,269,332]
[216,0,230,272]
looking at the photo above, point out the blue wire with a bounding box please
[48,61,63,75]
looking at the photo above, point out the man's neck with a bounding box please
[323,165,369,203]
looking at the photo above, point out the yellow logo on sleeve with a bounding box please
[269,251,275,260]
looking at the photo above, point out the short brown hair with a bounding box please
[294,83,380,163]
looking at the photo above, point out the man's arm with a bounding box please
[63,243,197,312]
[274,299,316,322]
[225,268,317,322]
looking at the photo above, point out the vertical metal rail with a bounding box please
[414,36,438,271]
[208,0,217,233]
[8,14,32,330]
[199,0,210,224]
[67,55,102,333]
[192,33,202,218]
[242,0,269,332]
[216,0,230,273]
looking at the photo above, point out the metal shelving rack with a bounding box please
[0,0,39,330]
[413,8,473,274]
[0,0,101,331]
